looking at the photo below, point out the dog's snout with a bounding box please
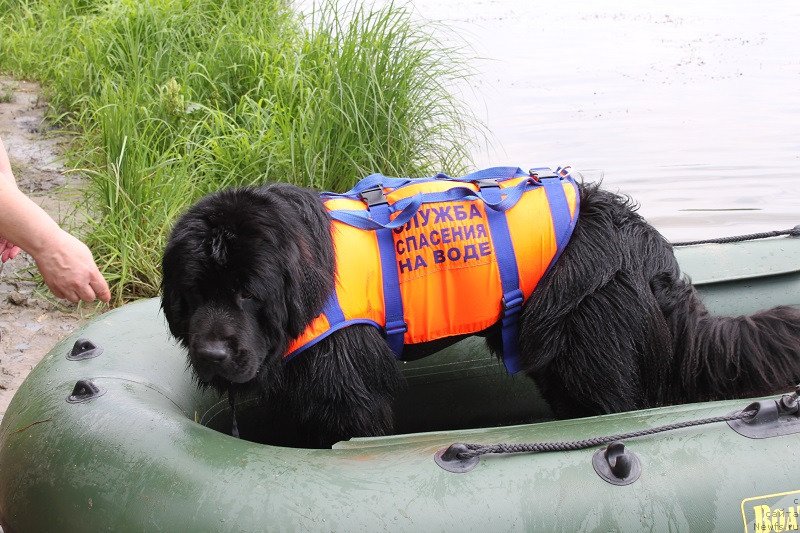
[194,340,231,363]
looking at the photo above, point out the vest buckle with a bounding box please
[360,186,388,207]
[528,168,558,183]
[474,178,500,189]
[385,319,407,337]
[502,289,525,317]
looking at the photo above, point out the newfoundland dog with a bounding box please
[161,177,800,447]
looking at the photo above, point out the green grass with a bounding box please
[0,0,480,304]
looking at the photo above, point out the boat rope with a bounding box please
[449,409,756,461]
[672,225,800,246]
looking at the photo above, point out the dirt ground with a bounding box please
[0,78,106,419]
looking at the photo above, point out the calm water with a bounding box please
[302,0,800,240]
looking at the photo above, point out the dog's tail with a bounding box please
[651,272,800,403]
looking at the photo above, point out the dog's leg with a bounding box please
[511,267,673,417]
[281,325,403,448]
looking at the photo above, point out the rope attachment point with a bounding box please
[433,405,761,473]
[434,443,480,473]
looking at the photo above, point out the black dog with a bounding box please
[161,181,800,447]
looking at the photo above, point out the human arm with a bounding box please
[0,137,111,303]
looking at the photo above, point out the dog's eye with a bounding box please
[240,291,255,301]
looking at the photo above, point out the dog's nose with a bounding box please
[194,340,231,363]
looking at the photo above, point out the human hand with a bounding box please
[32,229,111,304]
[0,236,21,263]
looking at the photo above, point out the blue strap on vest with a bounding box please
[361,187,407,357]
[322,167,525,201]
[327,176,535,231]
[539,170,572,251]
[395,177,534,212]
[321,291,345,325]
[474,180,524,374]
[321,173,413,198]
[543,167,581,271]
[327,195,422,231]
[435,166,527,182]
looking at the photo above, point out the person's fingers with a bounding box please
[0,240,20,262]
[90,275,111,304]
[48,284,81,304]
[48,284,67,301]
[30,229,111,304]
[43,276,90,303]
[74,283,96,303]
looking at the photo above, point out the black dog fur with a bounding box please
[161,181,800,447]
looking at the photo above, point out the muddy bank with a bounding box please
[0,77,104,418]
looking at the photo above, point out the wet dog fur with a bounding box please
[161,182,800,447]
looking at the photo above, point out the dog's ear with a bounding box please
[161,221,203,345]
[282,260,315,339]
[161,284,188,344]
[260,240,318,341]
[161,246,190,345]
[251,184,335,339]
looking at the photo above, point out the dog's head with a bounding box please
[161,184,334,390]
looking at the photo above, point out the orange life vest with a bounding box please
[285,166,579,373]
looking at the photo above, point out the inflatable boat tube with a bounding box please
[1,235,800,532]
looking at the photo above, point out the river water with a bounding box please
[303,0,800,241]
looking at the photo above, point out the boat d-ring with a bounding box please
[592,441,641,486]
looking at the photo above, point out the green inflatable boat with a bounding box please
[1,233,800,532]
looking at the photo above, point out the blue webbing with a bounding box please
[321,291,345,325]
[476,182,524,374]
[542,167,581,272]
[328,178,536,231]
[541,177,572,251]
[322,167,527,200]
[320,173,412,199]
[327,193,421,230]
[370,202,407,357]
[434,166,527,182]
